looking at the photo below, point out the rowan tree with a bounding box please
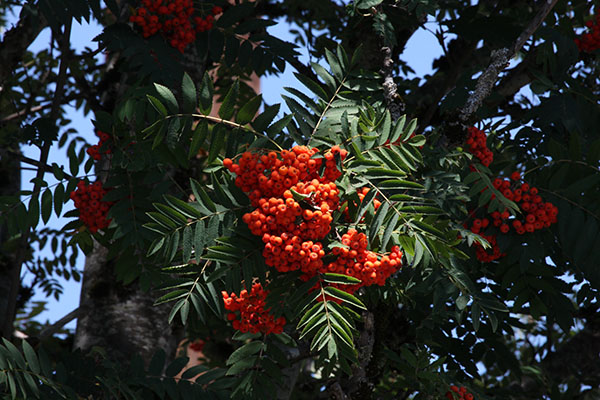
[1,0,599,399]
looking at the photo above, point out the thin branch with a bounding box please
[459,0,559,121]
[2,104,50,122]
[13,152,74,180]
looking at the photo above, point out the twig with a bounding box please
[459,0,559,121]
[1,104,49,122]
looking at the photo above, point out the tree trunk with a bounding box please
[0,149,22,338]
[73,239,178,362]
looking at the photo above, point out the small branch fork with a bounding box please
[459,0,559,122]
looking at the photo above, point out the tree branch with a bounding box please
[0,9,48,85]
[12,152,74,180]
[38,307,85,339]
[381,46,405,121]
[459,0,558,122]
[2,20,72,339]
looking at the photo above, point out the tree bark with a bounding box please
[73,239,178,362]
[0,149,22,338]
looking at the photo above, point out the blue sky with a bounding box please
[6,10,443,331]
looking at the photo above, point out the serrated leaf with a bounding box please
[182,225,193,263]
[147,95,167,117]
[323,273,361,285]
[53,182,64,217]
[41,188,52,224]
[190,178,216,212]
[323,287,366,309]
[182,72,197,113]
[251,104,280,132]
[165,356,189,377]
[236,95,262,125]
[219,80,239,121]
[200,72,214,114]
[226,341,263,366]
[154,83,178,113]
[21,341,39,375]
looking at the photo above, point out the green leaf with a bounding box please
[164,195,204,219]
[356,0,383,9]
[381,212,399,250]
[41,188,52,224]
[294,72,330,101]
[155,289,188,305]
[402,118,418,142]
[168,298,186,324]
[252,104,280,132]
[322,287,366,309]
[266,114,294,137]
[28,194,40,229]
[182,72,197,113]
[323,273,361,285]
[370,201,390,243]
[190,178,216,212]
[236,95,262,125]
[456,295,469,310]
[147,95,167,117]
[397,205,444,215]
[325,48,344,80]
[180,300,190,324]
[21,340,39,374]
[154,83,178,113]
[226,341,263,366]
[181,364,209,380]
[53,182,64,217]
[390,115,406,143]
[200,72,214,114]
[189,120,208,158]
[219,80,239,121]
[165,356,189,377]
[182,225,193,263]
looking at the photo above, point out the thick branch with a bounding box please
[459,0,558,121]
[39,307,85,339]
[381,46,405,121]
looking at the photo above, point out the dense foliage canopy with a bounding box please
[1,0,600,399]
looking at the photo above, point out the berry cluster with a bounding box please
[446,385,474,400]
[129,0,223,52]
[327,229,403,292]
[465,171,558,262]
[343,187,381,222]
[224,146,343,207]
[575,9,600,53]
[224,145,403,332]
[86,130,111,161]
[222,283,285,335]
[69,180,113,233]
[465,126,493,167]
[227,146,345,279]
